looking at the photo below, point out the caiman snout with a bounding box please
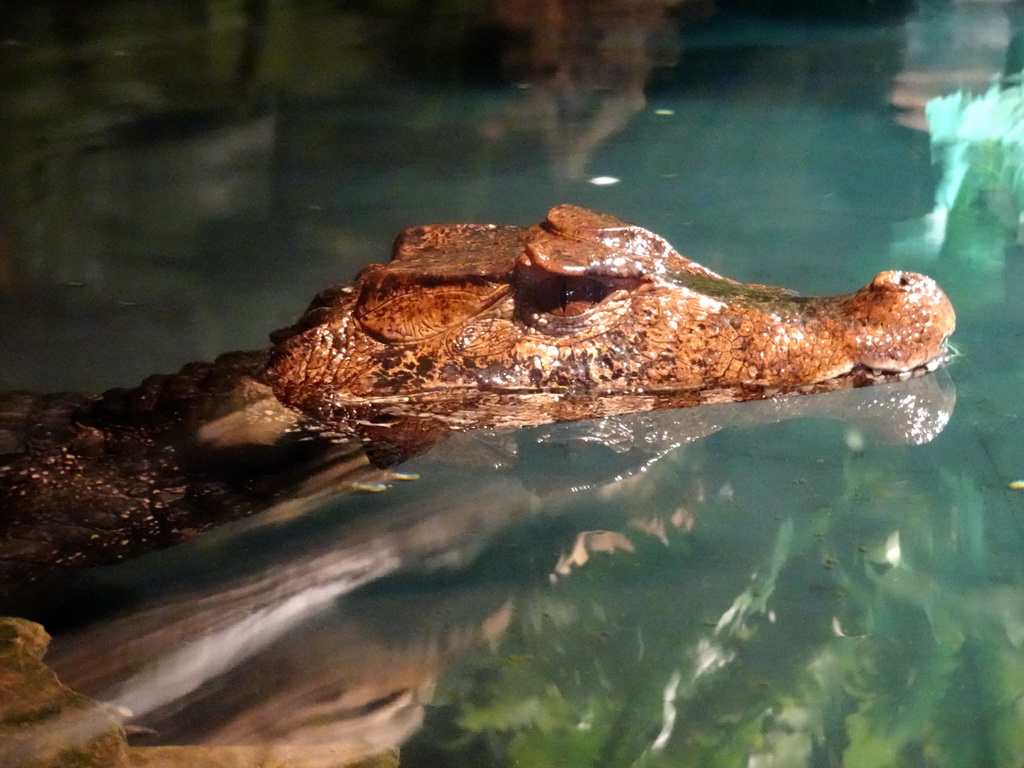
[845,270,956,373]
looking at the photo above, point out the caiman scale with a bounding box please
[0,205,955,582]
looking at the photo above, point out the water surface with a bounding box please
[1,1,1022,766]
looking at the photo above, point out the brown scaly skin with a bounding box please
[0,205,955,585]
[0,351,353,586]
[265,204,955,425]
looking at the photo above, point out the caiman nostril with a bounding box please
[849,270,955,372]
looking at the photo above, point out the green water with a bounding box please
[2,1,1023,766]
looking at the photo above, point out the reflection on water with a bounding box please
[37,373,953,759]
[1,0,1023,766]
[478,0,686,180]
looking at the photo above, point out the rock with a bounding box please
[0,616,128,768]
[129,746,400,768]
[0,616,401,768]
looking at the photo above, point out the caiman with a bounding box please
[0,204,956,584]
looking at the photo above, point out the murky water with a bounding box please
[2,1,1023,766]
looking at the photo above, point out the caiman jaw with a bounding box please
[858,342,955,383]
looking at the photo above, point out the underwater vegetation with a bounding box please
[410,439,1024,768]
[926,71,1024,265]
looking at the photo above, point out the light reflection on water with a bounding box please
[1,0,1023,766]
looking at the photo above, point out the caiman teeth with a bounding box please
[862,351,951,381]
[862,341,955,379]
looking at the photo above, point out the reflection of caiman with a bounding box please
[0,205,955,580]
[42,373,956,756]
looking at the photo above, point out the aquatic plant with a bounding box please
[415,434,1024,767]
[926,72,1024,260]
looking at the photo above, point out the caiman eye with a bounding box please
[532,275,613,317]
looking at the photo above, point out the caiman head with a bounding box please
[264,205,955,425]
